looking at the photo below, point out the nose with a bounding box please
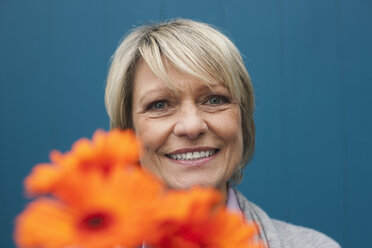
[173,102,208,139]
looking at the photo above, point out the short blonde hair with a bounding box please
[105,19,255,185]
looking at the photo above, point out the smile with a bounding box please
[166,149,218,160]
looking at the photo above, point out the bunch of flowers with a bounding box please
[14,129,263,248]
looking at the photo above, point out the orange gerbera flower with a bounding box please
[142,187,223,246]
[62,128,141,172]
[155,187,223,223]
[24,163,60,196]
[25,129,141,196]
[150,187,262,248]
[15,167,165,248]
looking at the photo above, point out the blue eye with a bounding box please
[209,96,221,104]
[207,95,225,105]
[149,100,167,110]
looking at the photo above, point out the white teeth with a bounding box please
[193,151,200,159]
[168,150,216,160]
[186,152,192,159]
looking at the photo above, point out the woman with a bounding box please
[105,19,340,248]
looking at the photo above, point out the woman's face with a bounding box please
[132,60,243,194]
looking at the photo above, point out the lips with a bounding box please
[166,149,218,161]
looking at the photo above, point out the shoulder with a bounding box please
[233,190,341,248]
[271,219,341,248]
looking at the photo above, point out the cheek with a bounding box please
[211,108,243,165]
[211,108,242,142]
[224,110,243,173]
[226,116,243,158]
[133,116,171,153]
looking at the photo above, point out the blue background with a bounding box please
[1,1,371,247]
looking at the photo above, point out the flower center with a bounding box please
[80,212,113,231]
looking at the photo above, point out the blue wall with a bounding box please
[1,1,371,247]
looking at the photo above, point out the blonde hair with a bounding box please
[105,19,255,185]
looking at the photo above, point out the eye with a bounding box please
[206,95,227,105]
[147,100,168,111]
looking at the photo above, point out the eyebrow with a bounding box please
[136,82,229,104]
[137,87,174,104]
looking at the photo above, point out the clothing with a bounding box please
[231,188,341,248]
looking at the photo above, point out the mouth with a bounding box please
[165,149,219,161]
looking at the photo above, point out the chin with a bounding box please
[165,177,225,191]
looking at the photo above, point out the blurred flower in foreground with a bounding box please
[14,129,263,248]
[149,188,262,248]
[24,129,141,197]
[15,168,164,248]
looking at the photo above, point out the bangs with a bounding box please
[137,23,239,100]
